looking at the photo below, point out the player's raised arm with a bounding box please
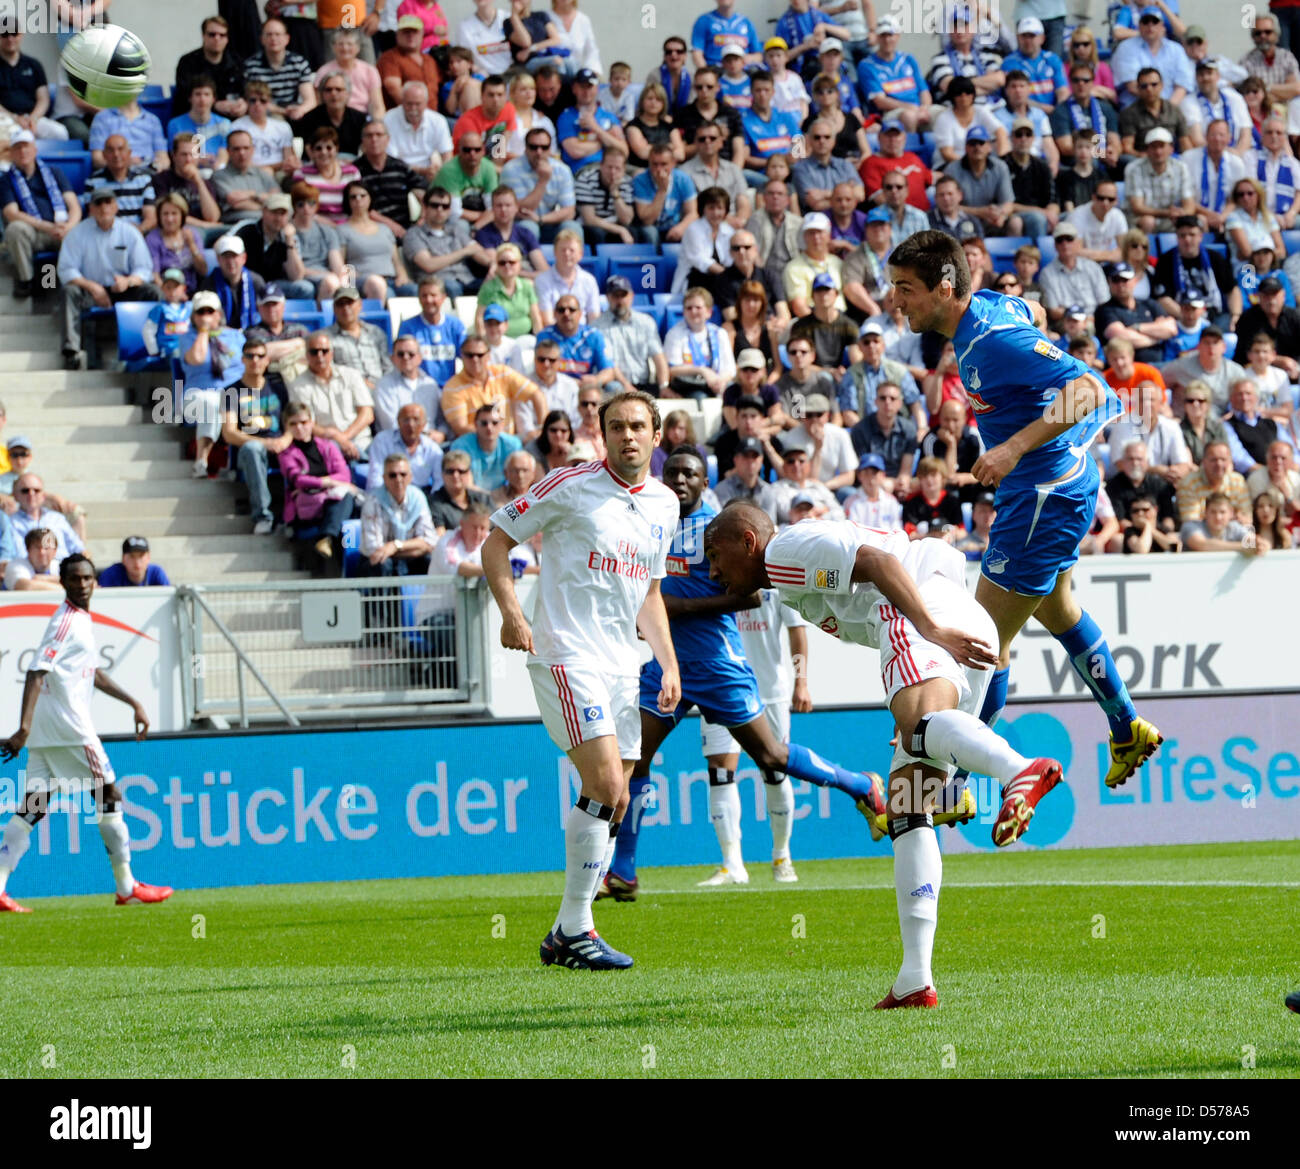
[851,544,998,670]
[662,588,761,618]
[93,669,149,740]
[972,370,1110,487]
[482,525,535,653]
[0,672,43,761]
[636,579,680,713]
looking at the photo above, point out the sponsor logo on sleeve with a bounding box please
[1034,339,1062,360]
[813,568,839,591]
[504,497,530,521]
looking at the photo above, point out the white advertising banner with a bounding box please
[0,590,184,736]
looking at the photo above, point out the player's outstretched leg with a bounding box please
[0,811,36,913]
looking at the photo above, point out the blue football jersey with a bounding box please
[953,290,1120,492]
[662,501,747,662]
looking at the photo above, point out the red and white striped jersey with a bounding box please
[491,459,678,676]
[764,520,967,647]
[28,601,101,749]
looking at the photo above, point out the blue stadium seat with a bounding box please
[42,154,90,195]
[986,236,1030,259]
[37,138,86,156]
[540,243,555,263]
[611,256,676,296]
[139,89,173,133]
[664,302,684,334]
[317,301,335,323]
[906,133,934,168]
[282,298,319,320]
[578,255,608,287]
[596,243,659,259]
[1205,242,1227,259]
[361,298,385,313]
[360,310,393,340]
[203,247,218,273]
[643,304,667,334]
[114,302,170,372]
[1036,235,1057,265]
[341,519,362,577]
[659,242,682,259]
[1155,232,1177,255]
[1283,230,1300,256]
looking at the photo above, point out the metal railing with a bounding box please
[176,577,491,726]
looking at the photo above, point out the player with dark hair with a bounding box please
[0,555,173,912]
[702,503,1061,1007]
[597,446,887,900]
[887,229,1162,838]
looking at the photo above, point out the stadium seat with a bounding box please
[611,256,676,297]
[1283,230,1300,255]
[707,454,718,488]
[1223,332,1237,354]
[36,138,86,156]
[341,519,363,578]
[1205,242,1227,259]
[1155,232,1177,255]
[139,94,173,130]
[595,243,659,259]
[203,247,218,273]
[388,295,420,338]
[540,243,555,263]
[317,301,335,323]
[698,397,723,442]
[578,255,608,288]
[452,295,478,328]
[660,242,682,259]
[282,299,319,320]
[43,153,90,195]
[1036,235,1057,265]
[664,301,684,334]
[986,236,1030,260]
[114,302,169,372]
[360,310,393,340]
[906,133,934,168]
[361,298,385,314]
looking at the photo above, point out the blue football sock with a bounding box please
[609,776,650,882]
[784,742,872,802]
[1055,611,1137,739]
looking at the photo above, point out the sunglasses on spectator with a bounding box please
[1138,81,1160,89]
[1013,129,1034,137]
[395,349,419,358]
[535,354,559,364]
[463,350,488,358]
[579,400,600,408]
[1185,396,1208,404]
[556,305,580,314]
[444,466,468,474]
[461,144,484,153]
[308,346,331,354]
[16,486,40,494]
[665,47,685,56]
[385,471,410,479]
[248,96,269,104]
[1094,192,1117,202]
[246,350,269,359]
[527,141,551,150]
[883,183,906,190]
[427,199,450,208]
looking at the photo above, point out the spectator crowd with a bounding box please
[2,0,1298,592]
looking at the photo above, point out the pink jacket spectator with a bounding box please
[280,436,349,524]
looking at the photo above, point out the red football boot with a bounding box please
[0,892,31,913]
[875,985,938,1009]
[992,758,1064,848]
[115,882,174,905]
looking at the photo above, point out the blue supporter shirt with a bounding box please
[536,324,611,376]
[806,62,859,114]
[398,312,466,384]
[952,291,1120,492]
[88,105,168,163]
[774,7,823,72]
[692,10,761,67]
[719,72,753,110]
[632,168,698,231]
[555,105,621,171]
[98,562,171,587]
[858,51,926,112]
[999,49,1068,109]
[165,111,233,161]
[661,499,747,661]
[0,162,70,223]
[450,430,522,491]
[741,108,801,158]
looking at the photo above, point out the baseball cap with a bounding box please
[735,394,767,412]
[9,128,33,146]
[258,283,286,304]
[973,491,997,508]
[791,491,817,508]
[1259,276,1285,294]
[482,303,509,323]
[1066,304,1088,320]
[801,211,831,235]
[965,125,991,143]
[736,436,764,457]
[782,440,811,458]
[763,36,788,51]
[858,452,886,471]
[1185,24,1208,42]
[396,13,424,31]
[819,37,843,54]
[1012,116,1036,133]
[866,205,893,224]
[1139,5,1163,21]
[1144,127,1173,145]
[1195,56,1218,71]
[1017,17,1044,35]
[860,321,884,337]
[266,192,292,212]
[573,68,599,86]
[721,43,744,58]
[803,393,831,414]
[6,435,32,452]
[122,536,150,554]
[605,273,633,294]
[880,115,906,132]
[89,187,117,204]
[1179,294,1207,308]
[161,267,186,285]
[877,16,900,34]
[812,272,838,291]
[1106,262,1136,281]
[333,285,362,301]
[1053,222,1079,239]
[191,290,222,313]
[214,235,246,256]
[1252,240,1277,253]
[736,348,767,371]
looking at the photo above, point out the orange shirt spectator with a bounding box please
[440,358,546,437]
[318,0,370,30]
[1105,361,1166,414]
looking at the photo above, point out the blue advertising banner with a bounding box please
[2,694,1296,897]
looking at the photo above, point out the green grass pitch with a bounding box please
[1,841,1297,1078]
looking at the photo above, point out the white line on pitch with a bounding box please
[639,879,1300,894]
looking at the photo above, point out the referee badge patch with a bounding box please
[814,568,839,591]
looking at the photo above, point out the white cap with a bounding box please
[876,16,900,34]
[721,43,744,58]
[1017,17,1045,35]
[819,37,843,54]
[1144,126,1173,145]
[214,235,246,256]
[9,128,34,145]
[801,211,832,235]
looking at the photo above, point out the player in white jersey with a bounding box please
[696,588,810,885]
[702,506,1064,1009]
[0,556,174,912]
[484,391,681,971]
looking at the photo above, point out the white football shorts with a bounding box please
[529,661,642,760]
[700,701,791,759]
[24,743,117,795]
[880,575,996,777]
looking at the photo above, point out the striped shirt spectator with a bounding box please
[83,166,156,226]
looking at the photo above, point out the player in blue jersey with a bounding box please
[595,447,887,900]
[887,230,1164,838]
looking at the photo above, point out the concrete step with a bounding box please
[57,460,218,483]
[56,492,239,515]
[51,478,242,500]
[0,323,61,350]
[8,404,147,427]
[86,547,300,576]
[87,533,285,560]
[92,513,254,539]
[3,370,141,390]
[0,386,134,409]
[0,350,71,371]
[14,425,176,446]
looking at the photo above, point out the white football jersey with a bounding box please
[28,601,101,749]
[491,460,677,677]
[764,519,966,648]
[734,587,808,705]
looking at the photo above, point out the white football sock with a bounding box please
[596,821,618,885]
[98,812,135,898]
[917,710,1029,780]
[708,780,743,870]
[893,823,941,996]
[0,817,33,895]
[763,777,794,861]
[556,802,608,936]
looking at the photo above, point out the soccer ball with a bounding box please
[60,24,151,110]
